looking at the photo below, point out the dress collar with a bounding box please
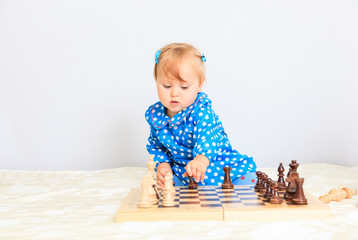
[150,92,208,130]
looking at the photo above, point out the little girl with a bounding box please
[145,43,257,187]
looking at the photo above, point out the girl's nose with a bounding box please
[170,87,179,97]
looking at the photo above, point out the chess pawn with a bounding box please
[259,174,268,195]
[255,171,262,192]
[266,179,275,201]
[270,182,283,204]
[138,175,153,208]
[188,176,198,189]
[292,178,307,205]
[264,178,272,200]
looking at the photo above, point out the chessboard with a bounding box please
[115,185,331,222]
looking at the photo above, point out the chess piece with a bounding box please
[138,173,154,208]
[292,178,307,205]
[285,168,299,201]
[277,163,286,191]
[289,160,299,175]
[255,171,262,192]
[162,174,175,207]
[257,172,265,193]
[146,155,156,176]
[259,174,268,195]
[188,176,198,189]
[264,179,273,201]
[146,155,159,204]
[222,166,234,189]
[319,185,357,204]
[286,160,299,180]
[270,182,283,204]
[264,178,272,199]
[144,175,158,204]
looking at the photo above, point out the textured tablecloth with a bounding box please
[1,164,357,240]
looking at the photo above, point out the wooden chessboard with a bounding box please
[116,185,331,222]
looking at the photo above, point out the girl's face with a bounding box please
[156,60,203,118]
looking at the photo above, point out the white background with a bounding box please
[1,0,357,170]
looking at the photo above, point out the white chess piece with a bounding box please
[138,173,154,208]
[162,173,175,207]
[146,155,159,204]
[146,155,156,177]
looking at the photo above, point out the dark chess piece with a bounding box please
[286,160,299,178]
[277,163,287,191]
[284,160,300,201]
[264,178,272,200]
[267,179,275,201]
[292,178,307,205]
[257,172,265,193]
[289,160,299,175]
[260,174,268,195]
[285,171,299,201]
[255,171,262,192]
[188,176,198,189]
[222,167,234,189]
[270,182,283,204]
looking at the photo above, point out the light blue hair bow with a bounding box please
[154,49,206,63]
[155,50,161,64]
[201,54,206,62]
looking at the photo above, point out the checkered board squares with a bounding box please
[115,185,331,222]
[156,186,266,208]
[157,187,223,208]
[223,186,331,221]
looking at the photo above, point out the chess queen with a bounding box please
[145,43,257,187]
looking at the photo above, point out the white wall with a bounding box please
[1,0,357,170]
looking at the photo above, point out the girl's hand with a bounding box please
[156,162,172,187]
[183,155,210,183]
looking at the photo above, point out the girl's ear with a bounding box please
[199,77,206,90]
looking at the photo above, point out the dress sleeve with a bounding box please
[146,126,172,164]
[192,104,224,162]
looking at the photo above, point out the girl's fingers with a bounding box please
[157,173,164,187]
[195,169,201,182]
[200,171,206,182]
[186,164,193,177]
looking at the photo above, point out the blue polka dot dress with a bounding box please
[145,92,257,186]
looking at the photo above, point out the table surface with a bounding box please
[1,163,357,240]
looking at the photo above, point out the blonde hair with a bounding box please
[153,43,205,84]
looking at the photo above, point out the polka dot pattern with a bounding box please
[145,92,257,186]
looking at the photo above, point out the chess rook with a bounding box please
[292,178,307,205]
[222,166,234,189]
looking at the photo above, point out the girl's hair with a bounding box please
[153,43,205,84]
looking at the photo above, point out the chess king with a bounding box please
[145,43,257,187]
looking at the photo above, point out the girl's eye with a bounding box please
[164,85,171,89]
[181,86,189,90]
